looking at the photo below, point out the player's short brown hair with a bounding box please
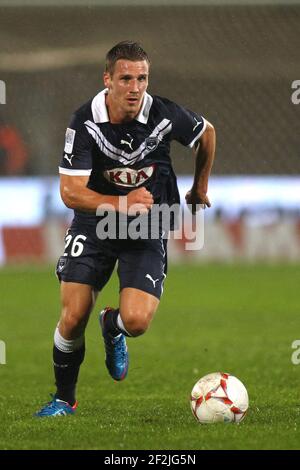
[105,41,150,75]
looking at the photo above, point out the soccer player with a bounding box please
[35,41,216,417]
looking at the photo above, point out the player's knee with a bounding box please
[122,308,154,337]
[60,308,87,336]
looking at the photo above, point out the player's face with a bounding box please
[104,59,149,122]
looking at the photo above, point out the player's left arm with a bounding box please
[185,122,216,213]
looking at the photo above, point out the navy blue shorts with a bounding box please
[56,221,168,299]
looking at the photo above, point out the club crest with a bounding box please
[145,136,159,151]
[57,257,67,272]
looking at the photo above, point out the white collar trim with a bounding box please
[91,89,109,123]
[135,92,153,124]
[91,89,153,124]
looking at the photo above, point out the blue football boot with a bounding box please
[99,307,129,381]
[34,395,77,417]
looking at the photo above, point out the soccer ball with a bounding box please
[190,372,248,424]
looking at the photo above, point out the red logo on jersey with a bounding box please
[104,165,155,187]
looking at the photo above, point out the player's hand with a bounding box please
[124,187,154,215]
[185,189,211,214]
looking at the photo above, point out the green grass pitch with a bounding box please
[0,263,299,450]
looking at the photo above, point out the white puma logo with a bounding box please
[63,153,74,166]
[192,117,202,132]
[120,134,134,150]
[145,274,160,288]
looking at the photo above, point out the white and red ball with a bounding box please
[190,372,248,424]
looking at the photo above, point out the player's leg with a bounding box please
[35,281,97,417]
[99,289,159,381]
[99,237,167,381]
[53,281,97,405]
[36,224,117,416]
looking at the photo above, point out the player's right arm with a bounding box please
[60,110,153,214]
[60,174,153,213]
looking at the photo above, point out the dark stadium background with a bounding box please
[0,0,299,451]
[1,2,300,175]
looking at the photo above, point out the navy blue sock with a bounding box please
[53,344,85,406]
[103,309,122,337]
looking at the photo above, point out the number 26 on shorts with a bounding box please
[63,234,87,257]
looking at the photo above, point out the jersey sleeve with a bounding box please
[58,112,93,176]
[171,102,207,148]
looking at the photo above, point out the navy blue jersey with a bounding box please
[59,89,207,223]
